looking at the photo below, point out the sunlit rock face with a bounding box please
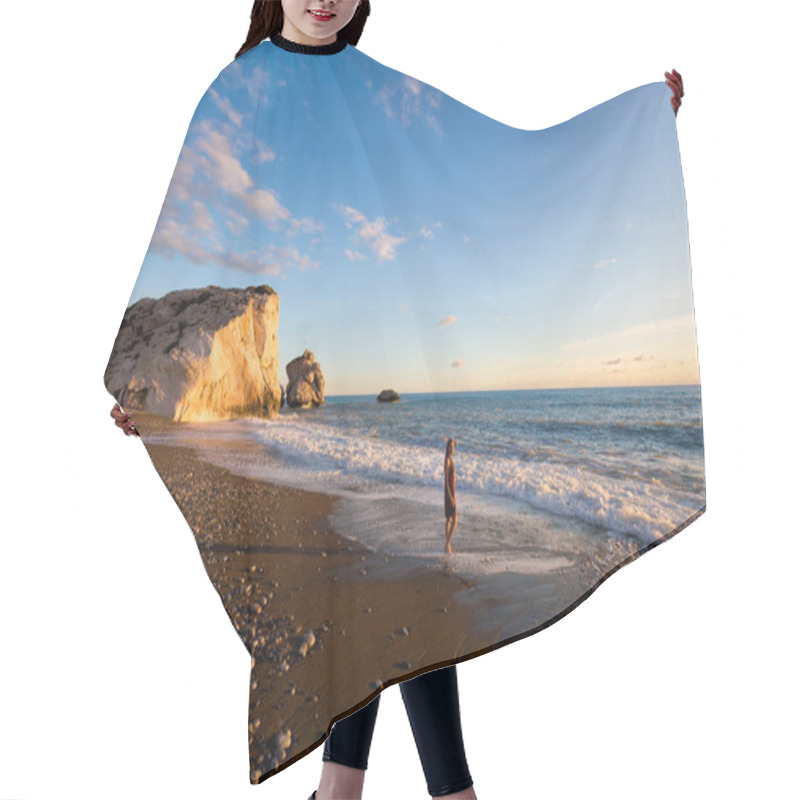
[104,285,281,422]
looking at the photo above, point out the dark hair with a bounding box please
[236,0,371,59]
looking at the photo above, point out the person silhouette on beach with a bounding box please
[444,437,458,555]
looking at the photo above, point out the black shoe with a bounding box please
[307,792,317,800]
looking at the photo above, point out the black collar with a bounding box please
[270,31,348,55]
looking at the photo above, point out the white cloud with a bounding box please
[287,217,326,236]
[341,205,366,225]
[209,88,243,127]
[194,124,253,197]
[418,221,442,239]
[225,209,250,235]
[375,75,444,136]
[244,188,291,223]
[256,142,277,164]
[339,205,405,261]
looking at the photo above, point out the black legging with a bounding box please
[323,664,473,797]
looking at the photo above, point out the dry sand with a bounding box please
[122,407,702,784]
[131,411,564,784]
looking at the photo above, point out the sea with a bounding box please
[182,385,706,581]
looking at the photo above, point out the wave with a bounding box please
[249,417,704,543]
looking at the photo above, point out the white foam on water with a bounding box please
[239,416,701,544]
[142,415,699,576]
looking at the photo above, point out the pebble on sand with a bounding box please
[277,728,292,750]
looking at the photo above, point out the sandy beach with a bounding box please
[129,410,665,784]
[132,413,506,782]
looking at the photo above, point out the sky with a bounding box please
[127,39,700,396]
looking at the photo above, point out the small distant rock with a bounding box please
[377,389,400,402]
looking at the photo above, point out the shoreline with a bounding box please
[127,410,700,783]
[130,411,501,782]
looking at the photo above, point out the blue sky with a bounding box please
[128,41,699,395]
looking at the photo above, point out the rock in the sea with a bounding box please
[377,388,400,402]
[285,349,325,408]
[104,285,281,422]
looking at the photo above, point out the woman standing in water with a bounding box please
[445,438,458,555]
[110,1,684,797]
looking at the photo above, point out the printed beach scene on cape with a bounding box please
[104,42,705,782]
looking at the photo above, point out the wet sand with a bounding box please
[123,400,705,784]
[131,411,523,784]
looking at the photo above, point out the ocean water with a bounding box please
[192,385,705,578]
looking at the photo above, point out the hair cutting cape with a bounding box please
[104,33,705,785]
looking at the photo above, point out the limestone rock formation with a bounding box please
[377,389,400,403]
[285,349,325,408]
[103,285,281,422]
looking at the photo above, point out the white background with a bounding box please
[1,1,797,798]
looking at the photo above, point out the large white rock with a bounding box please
[104,285,281,422]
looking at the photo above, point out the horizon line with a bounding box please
[323,382,701,398]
